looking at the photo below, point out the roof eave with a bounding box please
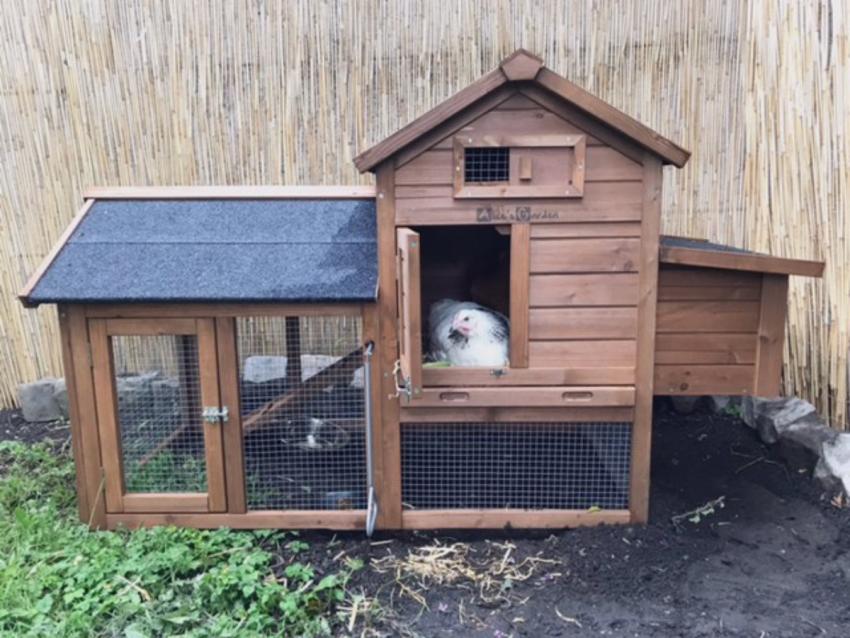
[660,240,824,278]
[354,49,691,173]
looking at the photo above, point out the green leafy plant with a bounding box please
[0,441,358,637]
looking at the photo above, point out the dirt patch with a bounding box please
[297,402,850,637]
[0,409,70,448]
[4,403,848,636]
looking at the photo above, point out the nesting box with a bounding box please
[20,50,823,531]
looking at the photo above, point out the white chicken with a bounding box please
[428,299,510,367]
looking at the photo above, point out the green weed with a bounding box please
[0,441,359,637]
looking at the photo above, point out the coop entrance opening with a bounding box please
[414,225,511,364]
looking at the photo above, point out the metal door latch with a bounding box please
[202,406,229,424]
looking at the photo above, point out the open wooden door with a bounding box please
[89,318,227,514]
[396,228,423,401]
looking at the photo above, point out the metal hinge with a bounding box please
[202,406,229,424]
[391,359,412,400]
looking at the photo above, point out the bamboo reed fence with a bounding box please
[1,1,846,426]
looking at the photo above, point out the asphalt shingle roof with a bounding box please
[25,198,378,305]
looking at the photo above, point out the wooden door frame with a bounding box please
[88,317,227,513]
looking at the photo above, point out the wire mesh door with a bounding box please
[235,315,368,512]
[89,318,226,513]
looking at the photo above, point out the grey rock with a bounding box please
[741,396,818,444]
[243,356,288,383]
[822,433,850,495]
[17,378,62,422]
[52,378,69,418]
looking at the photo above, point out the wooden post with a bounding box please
[58,305,91,523]
[754,274,789,396]
[375,162,403,528]
[215,317,247,513]
[509,224,530,368]
[285,317,302,384]
[630,154,662,524]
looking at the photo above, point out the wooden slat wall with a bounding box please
[394,92,644,386]
[528,226,642,370]
[654,265,762,395]
[394,94,644,225]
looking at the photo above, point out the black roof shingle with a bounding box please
[24,198,378,305]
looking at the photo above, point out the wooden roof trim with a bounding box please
[83,185,377,200]
[354,49,691,172]
[19,198,96,306]
[353,66,509,172]
[499,48,544,80]
[534,69,690,168]
[660,242,824,278]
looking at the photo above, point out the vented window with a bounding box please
[464,147,510,183]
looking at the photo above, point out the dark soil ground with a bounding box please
[5,401,849,637]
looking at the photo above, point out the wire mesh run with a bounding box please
[237,316,367,511]
[112,335,207,493]
[464,147,510,183]
[401,422,631,510]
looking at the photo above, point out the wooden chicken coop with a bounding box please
[20,50,823,532]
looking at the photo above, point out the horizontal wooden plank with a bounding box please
[122,493,209,513]
[659,265,763,287]
[530,273,640,306]
[432,107,603,147]
[395,149,454,185]
[656,301,761,333]
[396,181,643,204]
[84,185,377,199]
[104,317,197,336]
[658,285,762,301]
[528,340,636,367]
[655,332,757,365]
[585,146,643,180]
[654,365,755,395]
[530,222,642,238]
[422,366,636,386]
[529,307,638,340]
[531,238,641,273]
[654,350,756,365]
[400,406,635,423]
[401,508,632,529]
[85,303,366,318]
[106,510,367,530]
[396,201,642,225]
[416,386,635,408]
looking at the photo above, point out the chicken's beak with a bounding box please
[451,317,471,336]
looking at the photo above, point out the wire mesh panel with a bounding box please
[111,335,207,493]
[464,147,510,183]
[236,316,367,511]
[401,422,631,510]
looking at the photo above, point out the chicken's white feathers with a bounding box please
[428,299,509,367]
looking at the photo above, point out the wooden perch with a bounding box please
[242,346,363,434]
[137,346,363,470]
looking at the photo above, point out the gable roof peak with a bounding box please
[354,52,691,172]
[499,48,544,80]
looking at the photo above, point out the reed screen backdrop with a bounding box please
[1,1,846,425]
